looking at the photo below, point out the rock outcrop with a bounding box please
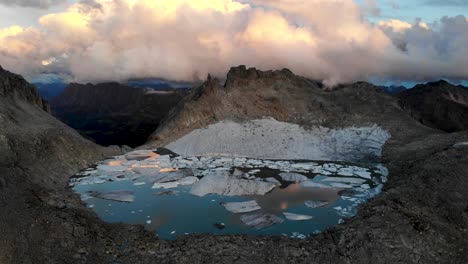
[398,80,468,132]
[0,66,158,264]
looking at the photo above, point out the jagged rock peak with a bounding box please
[427,79,450,87]
[0,67,51,113]
[224,65,299,88]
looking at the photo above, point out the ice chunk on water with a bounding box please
[353,170,372,179]
[222,200,261,213]
[300,181,331,189]
[283,212,314,221]
[240,213,284,229]
[178,176,199,186]
[152,181,180,189]
[265,177,281,186]
[330,183,353,188]
[97,164,127,172]
[337,167,354,176]
[89,190,135,203]
[291,162,318,170]
[190,172,277,197]
[279,172,308,182]
[304,200,330,208]
[322,177,367,185]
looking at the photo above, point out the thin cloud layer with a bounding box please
[0,0,467,85]
[0,0,66,9]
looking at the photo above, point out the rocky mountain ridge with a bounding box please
[398,80,468,132]
[147,65,434,147]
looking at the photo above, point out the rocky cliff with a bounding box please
[51,82,188,147]
[398,80,468,132]
[0,66,158,264]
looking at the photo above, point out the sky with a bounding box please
[0,0,467,86]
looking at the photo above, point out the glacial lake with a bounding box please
[70,149,388,240]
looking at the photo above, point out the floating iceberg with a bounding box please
[279,172,308,182]
[304,200,330,208]
[240,213,284,229]
[283,212,314,221]
[222,200,261,213]
[322,177,367,185]
[300,181,331,189]
[265,177,281,185]
[152,181,180,189]
[190,172,277,197]
[89,190,135,203]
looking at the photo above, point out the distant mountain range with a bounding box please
[33,81,68,101]
[51,82,189,147]
[33,78,195,101]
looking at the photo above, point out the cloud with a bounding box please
[0,0,66,9]
[0,0,467,86]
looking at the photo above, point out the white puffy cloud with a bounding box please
[0,0,467,85]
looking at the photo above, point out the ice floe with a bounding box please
[88,190,135,203]
[190,172,277,197]
[304,200,330,208]
[222,200,261,213]
[300,181,331,189]
[321,177,367,185]
[240,213,284,229]
[279,172,308,182]
[283,212,314,221]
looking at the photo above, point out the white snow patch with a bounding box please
[166,119,390,162]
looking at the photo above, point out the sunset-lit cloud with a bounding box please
[0,0,467,85]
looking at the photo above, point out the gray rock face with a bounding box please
[0,67,50,112]
[398,81,468,132]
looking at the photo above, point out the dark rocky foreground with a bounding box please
[0,66,467,263]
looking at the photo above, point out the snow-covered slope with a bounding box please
[166,118,390,163]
